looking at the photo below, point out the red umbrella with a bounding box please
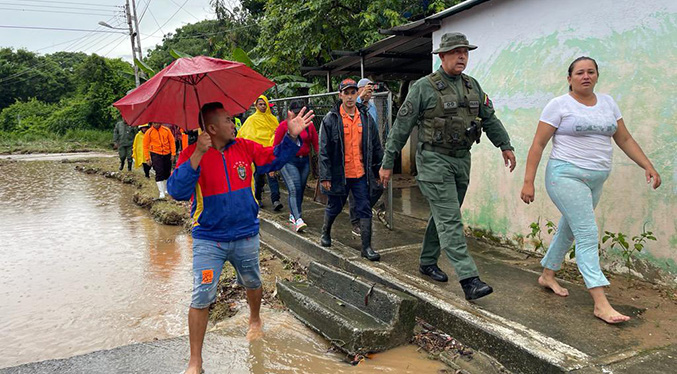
[113,56,274,130]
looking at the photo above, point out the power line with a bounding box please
[16,0,119,7]
[168,0,199,21]
[141,0,188,41]
[138,0,151,22]
[0,7,117,17]
[0,25,125,34]
[103,35,129,57]
[62,15,122,52]
[95,34,127,55]
[76,31,119,52]
[0,2,123,13]
[147,8,165,36]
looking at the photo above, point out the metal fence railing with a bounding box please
[269,91,394,230]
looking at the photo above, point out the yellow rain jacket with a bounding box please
[237,95,279,147]
[132,125,148,168]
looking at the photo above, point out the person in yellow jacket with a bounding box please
[237,95,283,210]
[143,122,176,199]
[132,124,151,178]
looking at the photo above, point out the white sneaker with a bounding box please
[289,214,295,224]
[295,218,307,232]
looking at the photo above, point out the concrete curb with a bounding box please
[259,216,597,374]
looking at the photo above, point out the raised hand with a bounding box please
[287,107,315,138]
[195,132,212,154]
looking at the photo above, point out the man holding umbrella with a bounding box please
[168,102,314,374]
[114,56,296,374]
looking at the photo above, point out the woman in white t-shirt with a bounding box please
[520,57,661,324]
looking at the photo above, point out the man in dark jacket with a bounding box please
[319,78,384,261]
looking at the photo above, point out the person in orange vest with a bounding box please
[143,122,176,199]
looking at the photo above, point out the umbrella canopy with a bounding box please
[113,56,274,130]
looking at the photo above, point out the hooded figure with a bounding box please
[237,95,283,210]
[237,95,279,147]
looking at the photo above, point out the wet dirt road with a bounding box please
[0,159,445,373]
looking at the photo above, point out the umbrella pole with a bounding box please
[193,85,205,132]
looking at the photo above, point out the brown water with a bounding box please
[0,159,445,372]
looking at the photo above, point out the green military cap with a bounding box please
[431,32,478,54]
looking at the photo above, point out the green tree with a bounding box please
[250,0,458,76]
[0,48,71,110]
[144,18,259,71]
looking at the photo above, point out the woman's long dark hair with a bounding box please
[568,56,599,91]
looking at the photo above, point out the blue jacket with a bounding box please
[168,135,300,242]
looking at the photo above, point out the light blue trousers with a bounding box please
[542,159,610,289]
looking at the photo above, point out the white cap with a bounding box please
[357,78,374,88]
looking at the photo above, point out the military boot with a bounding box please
[460,277,493,300]
[320,213,337,247]
[118,159,125,171]
[360,218,380,261]
[127,159,133,171]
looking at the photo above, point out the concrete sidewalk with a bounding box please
[260,185,677,374]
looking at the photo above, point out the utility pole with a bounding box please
[125,0,140,87]
[131,0,143,61]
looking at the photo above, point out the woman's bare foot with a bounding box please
[538,273,569,297]
[594,305,631,324]
[184,361,202,374]
[246,319,264,341]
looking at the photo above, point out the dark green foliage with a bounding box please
[0,98,57,133]
[1,49,135,137]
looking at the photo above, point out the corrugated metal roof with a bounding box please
[301,0,490,81]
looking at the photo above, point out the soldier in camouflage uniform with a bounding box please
[379,32,517,300]
[113,119,138,171]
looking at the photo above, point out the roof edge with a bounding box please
[379,0,491,35]
[427,0,491,21]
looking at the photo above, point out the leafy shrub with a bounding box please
[0,98,56,132]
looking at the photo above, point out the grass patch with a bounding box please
[0,129,113,154]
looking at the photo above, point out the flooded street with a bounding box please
[0,160,192,367]
[0,159,445,373]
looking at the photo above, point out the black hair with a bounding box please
[567,56,599,91]
[199,102,224,128]
[288,99,306,115]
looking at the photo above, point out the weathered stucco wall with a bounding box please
[432,0,676,278]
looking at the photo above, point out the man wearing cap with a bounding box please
[349,77,385,236]
[357,78,378,125]
[379,32,516,300]
[319,78,384,261]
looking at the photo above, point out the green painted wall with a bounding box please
[432,2,676,280]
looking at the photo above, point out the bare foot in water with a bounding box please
[538,274,569,297]
[246,319,264,341]
[594,305,631,324]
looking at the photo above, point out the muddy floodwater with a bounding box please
[0,158,445,373]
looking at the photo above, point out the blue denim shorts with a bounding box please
[191,235,262,309]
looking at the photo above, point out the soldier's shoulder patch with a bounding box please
[484,94,493,109]
[398,101,414,117]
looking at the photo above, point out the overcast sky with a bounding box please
[0,0,224,61]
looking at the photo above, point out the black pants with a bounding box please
[142,163,151,178]
[349,186,383,225]
[326,176,371,219]
[150,153,171,182]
